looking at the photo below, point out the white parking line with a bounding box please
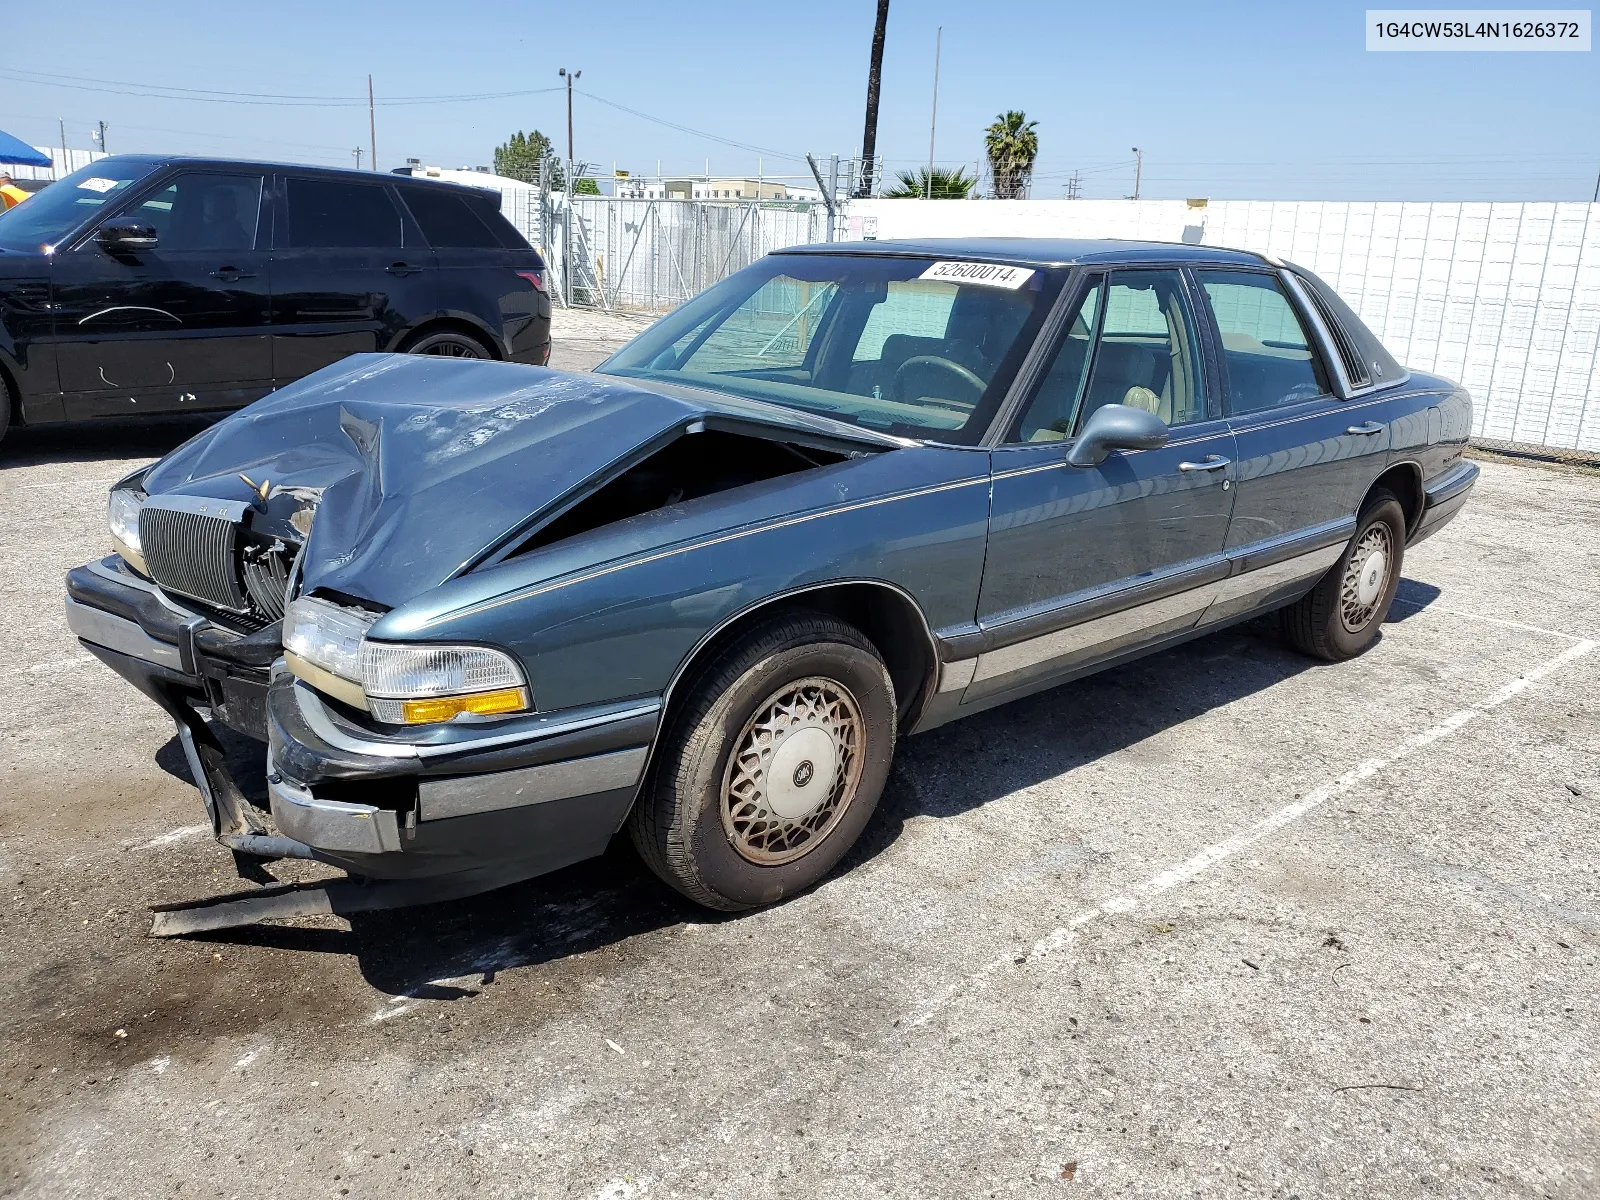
[1391,597,1588,642]
[905,634,1597,1027]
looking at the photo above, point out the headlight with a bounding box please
[281,596,530,725]
[108,489,147,576]
[282,596,379,709]
[361,642,529,725]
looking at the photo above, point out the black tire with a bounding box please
[1281,489,1406,661]
[629,610,897,911]
[403,328,494,359]
[0,371,12,447]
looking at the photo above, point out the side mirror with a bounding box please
[96,217,159,253]
[1065,403,1170,468]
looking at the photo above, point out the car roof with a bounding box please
[775,237,1272,268]
[85,154,500,195]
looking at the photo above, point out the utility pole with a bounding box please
[1066,170,1082,200]
[1131,147,1143,200]
[352,147,363,169]
[96,120,108,156]
[559,67,582,306]
[368,75,377,170]
[925,26,941,199]
[858,0,890,197]
[58,118,67,179]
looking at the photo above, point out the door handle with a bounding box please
[1346,421,1384,436]
[1178,455,1230,472]
[386,261,422,276]
[209,268,256,282]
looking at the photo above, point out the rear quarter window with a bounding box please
[401,187,502,249]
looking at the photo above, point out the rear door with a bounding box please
[1195,268,1389,569]
[395,183,544,360]
[268,174,436,382]
[51,168,271,418]
[968,268,1237,705]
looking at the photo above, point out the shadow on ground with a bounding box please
[0,415,220,469]
[154,601,1416,998]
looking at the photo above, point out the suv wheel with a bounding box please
[630,611,897,911]
[404,329,492,359]
[1281,489,1406,661]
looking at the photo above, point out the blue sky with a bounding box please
[3,0,1595,200]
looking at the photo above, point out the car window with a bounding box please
[401,186,501,249]
[284,177,403,249]
[1015,282,1101,442]
[678,276,839,373]
[129,172,263,252]
[1197,270,1330,413]
[1014,269,1204,441]
[0,158,160,252]
[851,279,958,362]
[601,254,1057,443]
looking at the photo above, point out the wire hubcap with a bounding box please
[722,677,864,866]
[1341,523,1393,632]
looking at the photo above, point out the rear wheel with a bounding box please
[1281,489,1406,661]
[0,371,12,447]
[403,328,493,359]
[629,611,897,911]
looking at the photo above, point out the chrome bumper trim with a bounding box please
[418,746,649,821]
[64,597,186,673]
[268,766,402,855]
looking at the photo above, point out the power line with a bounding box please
[575,89,805,162]
[0,66,564,107]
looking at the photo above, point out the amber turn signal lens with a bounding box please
[398,687,528,725]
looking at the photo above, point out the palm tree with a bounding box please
[984,111,1039,199]
[882,166,975,199]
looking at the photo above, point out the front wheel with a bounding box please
[629,611,897,911]
[1281,489,1406,661]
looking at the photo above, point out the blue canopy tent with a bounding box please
[0,129,53,168]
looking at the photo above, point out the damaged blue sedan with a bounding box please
[63,239,1479,933]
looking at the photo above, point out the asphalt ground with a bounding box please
[1,311,1596,1199]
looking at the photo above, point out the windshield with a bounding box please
[0,158,162,252]
[599,253,1060,443]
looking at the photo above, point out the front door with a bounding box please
[968,268,1236,706]
[268,174,436,382]
[51,169,271,419]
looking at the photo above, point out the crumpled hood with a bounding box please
[141,354,709,606]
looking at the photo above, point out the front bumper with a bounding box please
[65,555,660,881]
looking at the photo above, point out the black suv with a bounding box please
[0,155,551,442]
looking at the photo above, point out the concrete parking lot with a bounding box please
[1,311,1596,1199]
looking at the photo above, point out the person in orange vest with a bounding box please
[0,173,31,209]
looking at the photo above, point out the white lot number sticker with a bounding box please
[919,261,1035,289]
[77,177,120,193]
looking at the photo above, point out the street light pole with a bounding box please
[559,67,582,306]
[925,26,941,199]
[1131,147,1143,200]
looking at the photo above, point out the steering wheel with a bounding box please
[888,355,986,409]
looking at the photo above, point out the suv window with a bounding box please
[129,172,263,252]
[1197,270,1330,413]
[1015,269,1204,441]
[401,186,500,248]
[284,177,403,249]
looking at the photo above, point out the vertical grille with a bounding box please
[139,496,252,612]
[241,543,291,620]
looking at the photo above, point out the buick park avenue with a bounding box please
[62,239,1478,932]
